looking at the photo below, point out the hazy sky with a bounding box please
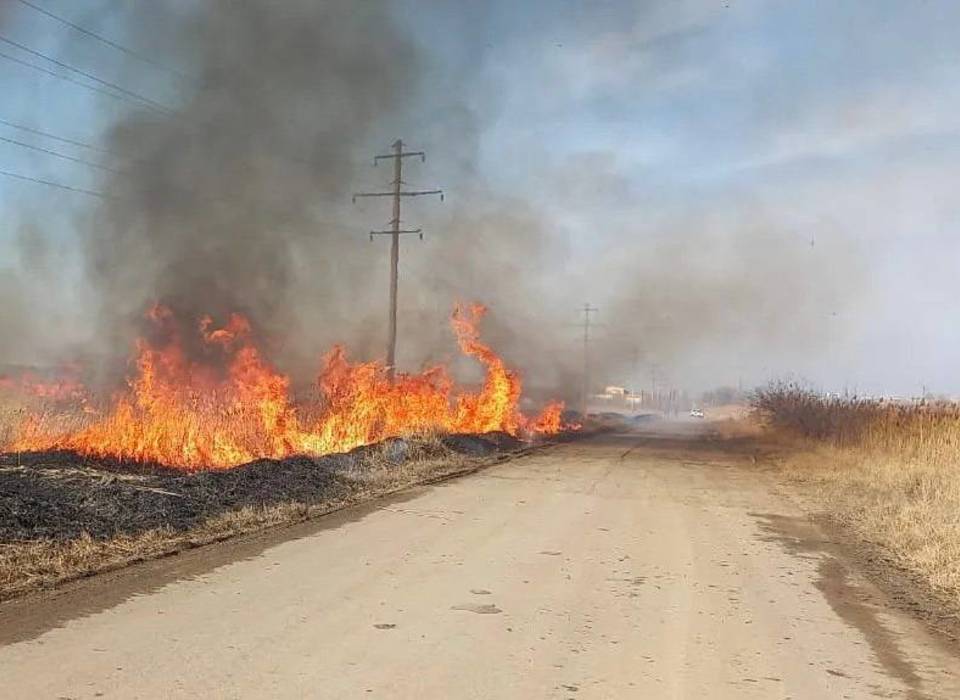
[1,1,958,397]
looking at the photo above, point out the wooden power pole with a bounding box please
[580,303,599,417]
[353,140,443,379]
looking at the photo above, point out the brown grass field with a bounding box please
[755,384,960,611]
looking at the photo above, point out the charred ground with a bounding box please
[0,431,529,600]
[1,433,522,541]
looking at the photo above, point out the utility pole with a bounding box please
[353,140,443,379]
[580,303,598,417]
[650,363,660,408]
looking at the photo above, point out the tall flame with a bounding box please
[7,303,565,469]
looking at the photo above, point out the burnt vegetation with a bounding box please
[1,432,520,542]
[0,431,523,600]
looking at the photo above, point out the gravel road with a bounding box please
[2,424,959,698]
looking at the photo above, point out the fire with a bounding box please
[0,367,87,403]
[7,303,565,469]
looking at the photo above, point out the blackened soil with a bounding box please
[0,432,523,542]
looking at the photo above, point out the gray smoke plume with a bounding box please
[86,1,422,367]
[593,211,864,393]
[3,1,868,402]
[77,0,584,399]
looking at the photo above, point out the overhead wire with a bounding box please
[0,47,132,104]
[0,116,111,154]
[0,133,120,173]
[13,0,189,81]
[0,168,112,199]
[0,9,321,202]
[0,18,329,171]
[0,9,167,201]
[0,35,302,169]
[0,34,175,115]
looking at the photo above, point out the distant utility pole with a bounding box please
[353,139,443,379]
[580,303,599,416]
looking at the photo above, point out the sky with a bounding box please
[1,1,959,398]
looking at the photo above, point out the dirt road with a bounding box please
[2,425,960,698]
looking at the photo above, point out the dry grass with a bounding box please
[0,393,93,453]
[0,395,24,446]
[755,383,960,459]
[0,436,482,602]
[0,503,318,601]
[704,403,752,422]
[755,384,960,606]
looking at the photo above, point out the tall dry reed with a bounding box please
[754,382,960,465]
[754,383,960,607]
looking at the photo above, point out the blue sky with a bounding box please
[441,0,960,394]
[2,1,959,395]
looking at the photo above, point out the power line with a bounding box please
[0,33,333,196]
[0,33,174,114]
[0,39,334,175]
[0,48,130,104]
[0,168,111,199]
[0,133,120,173]
[14,0,188,81]
[0,41,309,172]
[0,116,111,154]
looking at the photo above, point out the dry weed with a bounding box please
[756,385,960,606]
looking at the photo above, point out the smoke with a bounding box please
[85,1,422,365]
[407,194,587,405]
[0,234,48,365]
[3,1,868,401]
[513,150,867,393]
[592,209,864,392]
[0,222,93,367]
[74,0,582,398]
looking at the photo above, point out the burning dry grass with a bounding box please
[755,384,960,610]
[4,303,564,469]
[0,302,572,601]
[0,431,524,602]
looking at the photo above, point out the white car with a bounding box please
[689,408,705,419]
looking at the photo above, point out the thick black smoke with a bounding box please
[86,1,422,365]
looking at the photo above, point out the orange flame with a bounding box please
[7,303,566,469]
[0,366,87,403]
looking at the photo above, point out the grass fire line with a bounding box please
[2,302,567,471]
